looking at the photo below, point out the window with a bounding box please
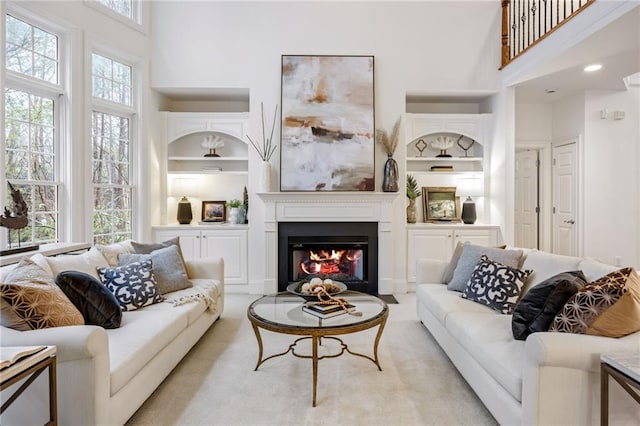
[4,14,60,246]
[96,0,132,19]
[91,53,134,244]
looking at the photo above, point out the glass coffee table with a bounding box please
[247,291,388,406]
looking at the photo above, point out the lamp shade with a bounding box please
[169,177,198,197]
[457,178,483,198]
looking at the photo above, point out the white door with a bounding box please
[515,150,539,249]
[552,142,578,256]
[155,230,201,260]
[406,229,452,282]
[201,230,248,284]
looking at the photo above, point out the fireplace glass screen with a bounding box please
[291,242,366,283]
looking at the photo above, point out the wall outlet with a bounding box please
[615,256,622,266]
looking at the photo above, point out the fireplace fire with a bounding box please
[278,222,378,295]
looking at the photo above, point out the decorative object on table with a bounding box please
[456,135,475,157]
[457,177,483,224]
[423,186,459,222]
[201,200,226,223]
[242,186,249,224]
[226,199,244,224]
[170,177,198,224]
[406,174,421,224]
[430,165,454,172]
[246,102,278,193]
[376,118,400,192]
[281,55,375,191]
[431,135,454,158]
[0,182,39,256]
[286,278,347,301]
[201,135,224,157]
[415,139,427,157]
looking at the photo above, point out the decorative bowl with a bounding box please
[286,281,347,301]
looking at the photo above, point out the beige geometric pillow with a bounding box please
[0,258,84,330]
[550,267,640,337]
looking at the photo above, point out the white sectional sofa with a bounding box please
[0,249,224,426]
[416,249,640,425]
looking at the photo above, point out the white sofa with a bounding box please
[0,250,224,426]
[416,249,640,425]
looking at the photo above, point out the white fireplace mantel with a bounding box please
[257,192,400,295]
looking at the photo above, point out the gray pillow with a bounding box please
[119,245,192,295]
[131,237,184,260]
[447,243,523,292]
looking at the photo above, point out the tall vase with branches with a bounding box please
[376,118,400,192]
[247,103,278,192]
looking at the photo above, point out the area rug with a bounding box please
[126,294,496,426]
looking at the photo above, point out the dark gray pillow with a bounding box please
[55,271,122,329]
[131,237,183,259]
[119,244,192,295]
[511,271,587,340]
[448,243,523,291]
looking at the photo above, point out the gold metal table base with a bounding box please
[250,318,387,407]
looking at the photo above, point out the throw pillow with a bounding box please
[442,242,508,284]
[46,247,109,280]
[511,270,587,340]
[118,245,192,295]
[550,267,640,337]
[0,259,84,330]
[96,260,164,311]
[131,237,185,261]
[95,240,134,267]
[462,255,532,314]
[55,271,122,329]
[448,243,523,291]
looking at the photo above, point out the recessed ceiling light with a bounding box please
[584,64,602,72]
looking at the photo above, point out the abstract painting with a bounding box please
[280,55,375,191]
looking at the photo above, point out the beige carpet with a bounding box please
[127,293,497,426]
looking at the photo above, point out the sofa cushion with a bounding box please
[511,271,587,340]
[520,251,581,294]
[119,245,192,295]
[448,243,523,292]
[550,267,640,337]
[0,258,84,330]
[578,258,619,282]
[462,255,531,314]
[96,260,164,311]
[446,311,525,401]
[416,284,496,326]
[55,271,122,329]
[95,240,134,267]
[131,237,185,262]
[46,247,109,280]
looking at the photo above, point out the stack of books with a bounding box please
[430,165,454,172]
[302,302,356,318]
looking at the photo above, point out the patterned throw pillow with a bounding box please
[0,258,84,330]
[448,243,523,292]
[462,255,532,314]
[550,267,640,337]
[96,260,164,311]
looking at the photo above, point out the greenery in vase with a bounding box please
[227,199,242,209]
[406,174,421,200]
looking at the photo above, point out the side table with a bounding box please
[600,353,640,426]
[0,346,57,426]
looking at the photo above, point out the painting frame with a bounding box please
[423,187,461,222]
[201,201,226,223]
[280,54,375,192]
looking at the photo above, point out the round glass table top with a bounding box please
[247,291,388,330]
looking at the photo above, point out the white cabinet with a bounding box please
[154,226,248,285]
[406,224,500,283]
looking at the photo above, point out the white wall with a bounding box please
[515,104,553,142]
[151,1,503,290]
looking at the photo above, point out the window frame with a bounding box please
[84,0,146,34]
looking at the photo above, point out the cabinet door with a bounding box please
[201,230,247,284]
[154,230,201,260]
[407,229,453,283]
[453,229,495,248]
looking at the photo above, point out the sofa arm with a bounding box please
[185,257,224,284]
[415,258,448,284]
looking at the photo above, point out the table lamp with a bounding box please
[170,177,197,224]
[457,177,483,224]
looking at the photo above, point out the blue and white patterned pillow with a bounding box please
[462,255,532,314]
[96,260,164,311]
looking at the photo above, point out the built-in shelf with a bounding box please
[168,156,249,161]
[167,170,248,175]
[407,157,482,162]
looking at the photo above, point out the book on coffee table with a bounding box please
[302,302,356,319]
[0,346,46,370]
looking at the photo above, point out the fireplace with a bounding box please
[278,222,378,295]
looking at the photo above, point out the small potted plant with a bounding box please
[226,199,244,224]
[406,174,421,223]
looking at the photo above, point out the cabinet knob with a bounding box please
[448,234,451,238]
[196,235,200,239]
[202,235,207,238]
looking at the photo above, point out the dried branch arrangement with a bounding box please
[247,102,279,162]
[376,117,401,156]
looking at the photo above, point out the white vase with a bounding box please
[259,161,272,193]
[228,207,239,224]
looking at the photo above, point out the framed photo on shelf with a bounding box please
[423,187,460,222]
[201,201,226,223]
[280,54,375,191]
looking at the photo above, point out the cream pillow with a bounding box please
[46,247,109,280]
[95,240,134,267]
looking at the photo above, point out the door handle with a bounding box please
[564,219,575,224]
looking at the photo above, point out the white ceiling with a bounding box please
[515,6,640,104]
